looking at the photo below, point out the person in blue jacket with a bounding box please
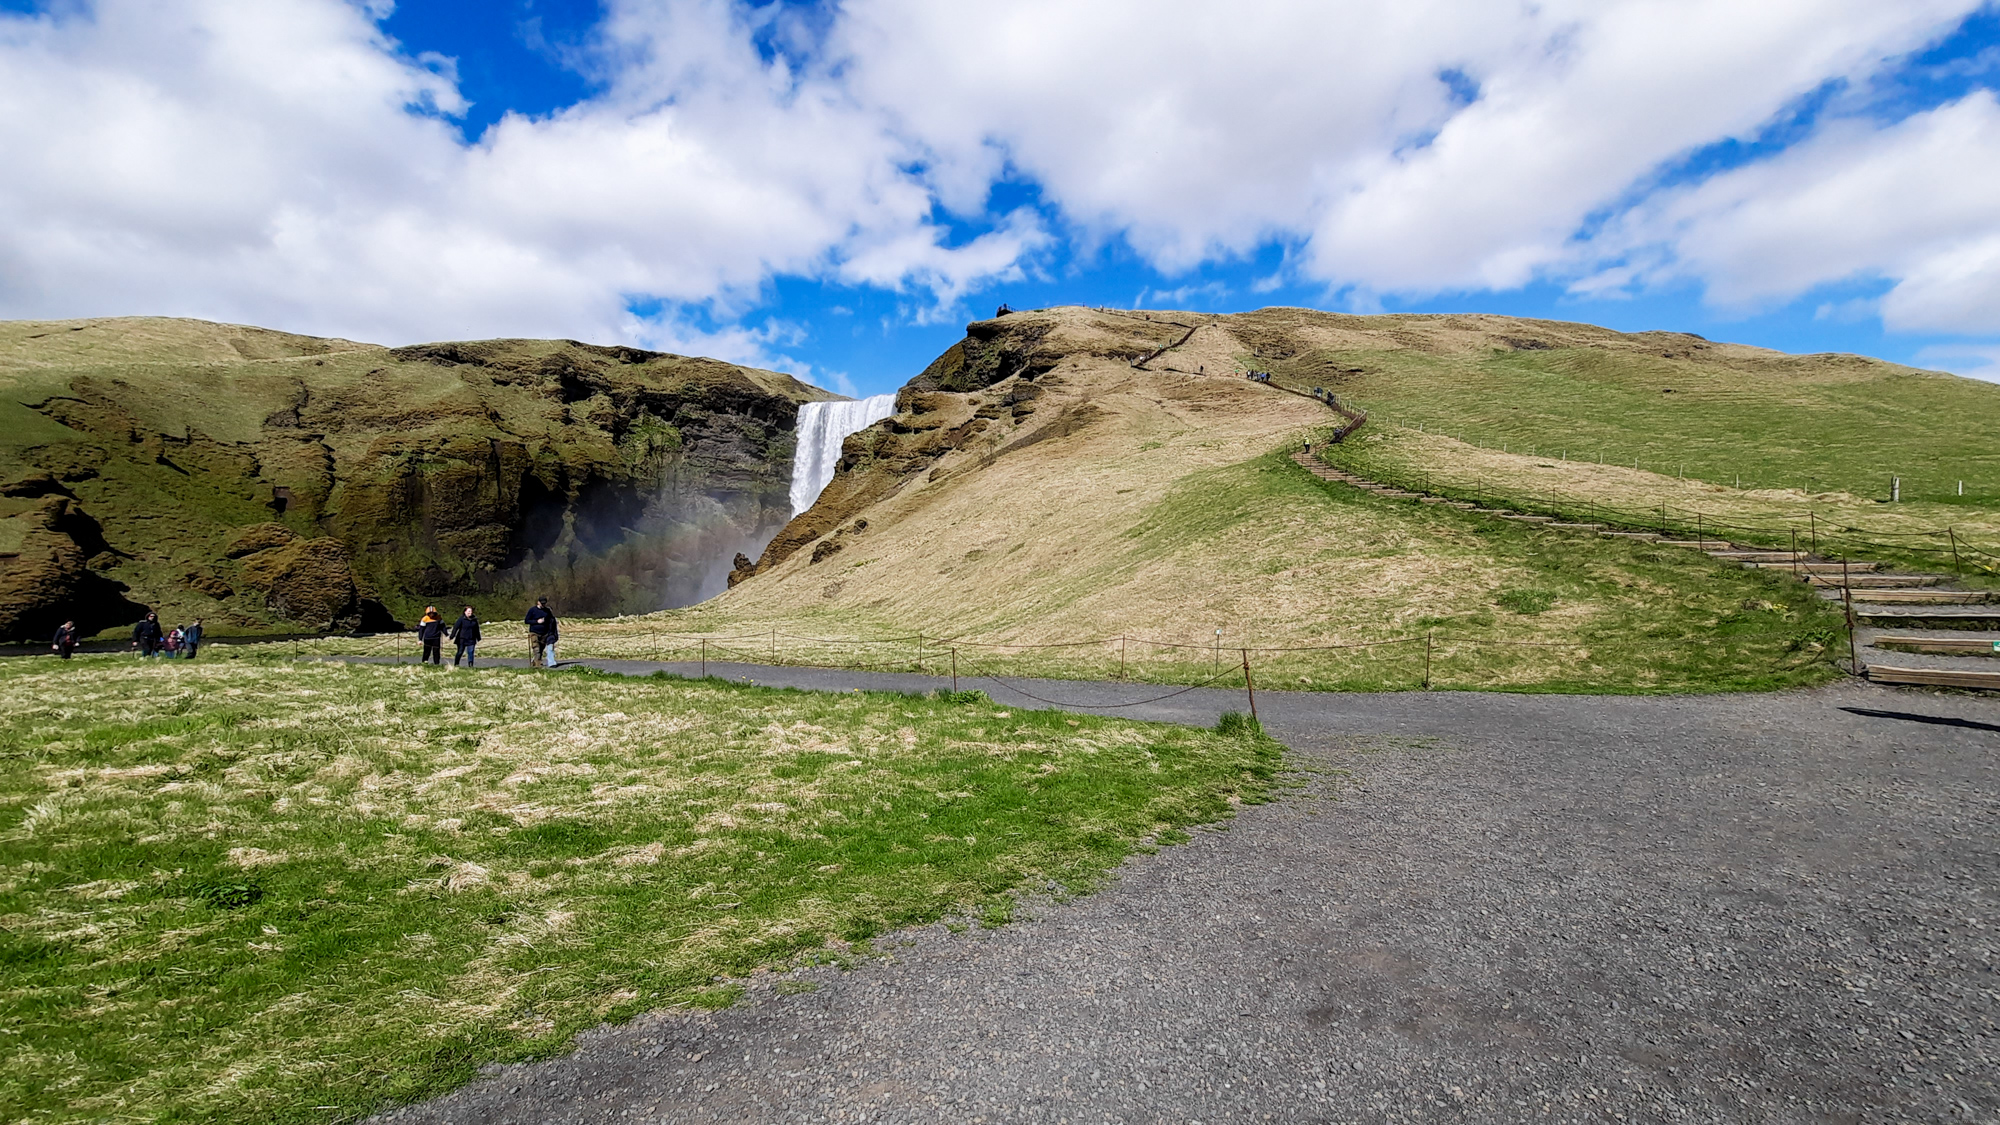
[450,606,481,667]
[181,618,203,660]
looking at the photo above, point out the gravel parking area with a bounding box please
[368,671,1998,1124]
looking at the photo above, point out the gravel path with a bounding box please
[361,661,1998,1125]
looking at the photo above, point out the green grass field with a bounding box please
[0,655,1277,1123]
[1268,340,2000,507]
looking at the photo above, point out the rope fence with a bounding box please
[274,617,1845,697]
[1310,444,2000,579]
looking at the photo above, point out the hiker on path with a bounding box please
[52,621,78,659]
[416,606,446,666]
[182,619,203,660]
[525,597,559,668]
[131,613,163,657]
[450,607,481,667]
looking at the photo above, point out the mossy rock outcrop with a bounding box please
[0,318,837,638]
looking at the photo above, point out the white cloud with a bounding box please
[0,0,1024,351]
[1593,91,2000,332]
[2,0,1998,358]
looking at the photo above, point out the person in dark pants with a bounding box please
[52,621,78,659]
[131,612,163,657]
[524,597,558,669]
[450,606,481,667]
[416,605,446,666]
[182,618,203,660]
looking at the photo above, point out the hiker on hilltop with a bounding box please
[131,612,163,657]
[525,597,559,669]
[52,621,78,660]
[416,605,446,666]
[182,618,203,660]
[450,606,481,667]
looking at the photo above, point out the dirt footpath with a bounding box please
[369,675,1998,1124]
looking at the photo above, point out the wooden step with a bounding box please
[1497,514,1553,522]
[1872,636,2000,656]
[1418,496,1448,504]
[1854,607,2000,630]
[1866,664,2000,690]
[1808,573,1948,588]
[1656,539,1734,550]
[1599,531,1661,541]
[1846,588,1999,605]
[1754,561,1877,574]
[1547,522,1604,530]
[1444,501,1478,509]
[1709,550,1803,561]
[1712,544,1808,556]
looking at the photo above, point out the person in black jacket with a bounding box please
[181,618,203,660]
[52,621,78,660]
[449,607,481,667]
[415,606,446,666]
[524,597,558,669]
[131,612,163,657]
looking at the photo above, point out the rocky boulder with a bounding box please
[0,496,143,639]
[236,536,392,631]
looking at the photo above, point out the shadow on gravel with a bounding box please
[1839,706,2000,733]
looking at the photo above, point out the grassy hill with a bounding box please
[0,318,835,640]
[503,304,1949,693]
[1229,307,2000,505]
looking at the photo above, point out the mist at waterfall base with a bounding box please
[490,395,897,618]
[493,481,791,618]
[790,395,898,516]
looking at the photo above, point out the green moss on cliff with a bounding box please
[0,318,836,638]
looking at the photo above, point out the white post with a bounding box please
[1892,476,1901,502]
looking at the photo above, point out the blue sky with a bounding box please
[4,1,2000,394]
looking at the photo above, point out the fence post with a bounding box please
[769,628,776,664]
[1950,528,1962,575]
[1791,529,1799,580]
[700,638,706,678]
[1119,634,1127,681]
[1696,511,1703,547]
[1240,649,1258,724]
[1423,631,1434,691]
[1809,511,1818,555]
[1842,559,1859,674]
[952,647,959,694]
[1659,503,1667,535]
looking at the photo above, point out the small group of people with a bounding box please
[1246,370,1273,383]
[119,612,203,660]
[412,597,560,669]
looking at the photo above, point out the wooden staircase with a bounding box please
[1290,449,2000,692]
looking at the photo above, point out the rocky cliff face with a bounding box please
[0,318,833,638]
[749,308,1180,574]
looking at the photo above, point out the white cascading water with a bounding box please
[789,394,898,516]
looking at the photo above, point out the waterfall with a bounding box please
[789,393,898,516]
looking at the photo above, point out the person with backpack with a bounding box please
[131,612,163,657]
[449,606,481,667]
[52,621,78,660]
[524,597,559,669]
[181,618,203,660]
[415,606,446,666]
